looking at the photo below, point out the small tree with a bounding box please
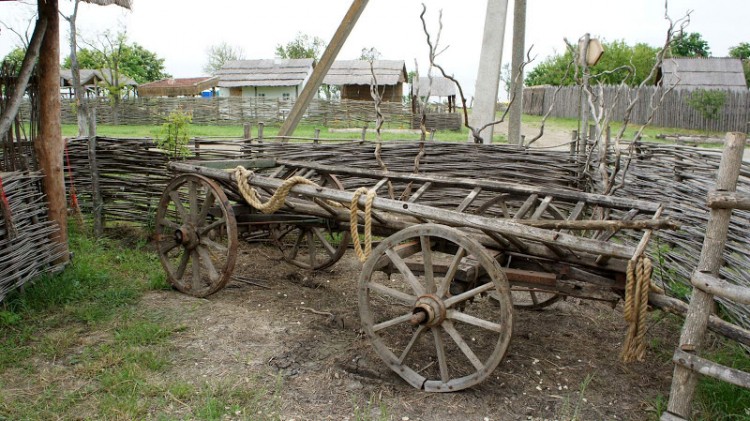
[156,109,192,158]
[204,42,245,75]
[686,89,726,134]
[275,33,325,61]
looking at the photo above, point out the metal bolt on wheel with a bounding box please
[358,223,513,392]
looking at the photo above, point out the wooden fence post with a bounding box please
[314,128,320,144]
[243,123,252,140]
[665,132,748,418]
[257,122,264,143]
[88,108,102,237]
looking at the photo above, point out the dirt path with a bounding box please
[145,242,678,421]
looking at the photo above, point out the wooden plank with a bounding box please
[707,190,750,211]
[456,186,482,213]
[673,350,750,389]
[691,271,750,305]
[407,182,432,203]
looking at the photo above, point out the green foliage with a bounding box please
[358,47,381,61]
[694,342,750,420]
[62,35,170,84]
[203,42,245,75]
[729,43,750,87]
[1,47,27,74]
[275,32,326,61]
[525,40,660,87]
[687,89,727,132]
[671,32,711,58]
[156,109,193,158]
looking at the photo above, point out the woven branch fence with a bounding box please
[524,86,750,133]
[19,97,463,131]
[0,171,67,301]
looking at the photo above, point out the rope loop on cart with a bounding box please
[350,187,377,262]
[234,166,318,214]
[621,254,652,362]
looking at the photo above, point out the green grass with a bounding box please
[0,225,280,420]
[693,342,750,420]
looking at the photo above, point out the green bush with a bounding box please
[156,109,192,158]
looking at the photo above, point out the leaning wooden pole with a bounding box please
[665,132,747,418]
[278,0,369,137]
[35,0,69,263]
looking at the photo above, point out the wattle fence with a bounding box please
[523,85,750,133]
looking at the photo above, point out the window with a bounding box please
[257,93,266,98]
[282,92,291,101]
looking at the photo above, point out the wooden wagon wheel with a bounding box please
[155,174,238,297]
[358,224,513,392]
[475,195,562,310]
[271,172,350,270]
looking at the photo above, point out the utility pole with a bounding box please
[508,0,526,146]
[468,0,509,144]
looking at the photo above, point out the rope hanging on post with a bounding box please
[620,255,653,362]
[349,187,377,262]
[0,174,17,239]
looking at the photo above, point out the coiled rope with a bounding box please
[234,167,376,262]
[620,255,653,362]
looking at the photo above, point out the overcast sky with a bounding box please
[1,0,748,98]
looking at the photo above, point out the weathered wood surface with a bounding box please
[673,349,750,389]
[691,270,750,305]
[707,190,750,211]
[524,85,750,133]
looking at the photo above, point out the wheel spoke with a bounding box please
[443,282,495,308]
[399,325,426,364]
[385,248,425,296]
[199,217,226,235]
[191,250,202,291]
[201,237,228,254]
[530,290,539,305]
[306,230,317,268]
[197,190,216,225]
[313,228,338,258]
[420,235,435,294]
[169,190,188,223]
[437,246,466,297]
[442,320,484,371]
[373,312,414,332]
[288,230,304,260]
[197,245,220,282]
[159,240,179,255]
[446,309,503,332]
[159,218,180,230]
[432,328,450,383]
[367,282,416,305]
[175,251,189,279]
[188,180,199,224]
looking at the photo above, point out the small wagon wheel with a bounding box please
[359,224,513,392]
[155,174,238,297]
[475,196,561,309]
[272,172,350,270]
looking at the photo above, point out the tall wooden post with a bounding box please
[508,0,526,146]
[577,33,591,155]
[278,0,370,137]
[88,109,102,237]
[665,132,747,418]
[35,0,69,262]
[468,0,509,144]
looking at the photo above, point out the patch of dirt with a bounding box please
[141,240,679,421]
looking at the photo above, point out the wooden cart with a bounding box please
[156,158,671,392]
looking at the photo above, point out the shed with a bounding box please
[215,59,315,100]
[659,57,748,91]
[137,77,218,97]
[60,68,138,98]
[412,76,458,113]
[323,60,407,102]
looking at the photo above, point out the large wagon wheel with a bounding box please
[155,174,238,297]
[359,224,513,392]
[475,195,561,309]
[271,172,350,270]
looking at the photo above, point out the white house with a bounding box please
[215,59,315,100]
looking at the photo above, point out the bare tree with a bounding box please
[204,42,245,75]
[62,0,90,136]
[81,29,129,125]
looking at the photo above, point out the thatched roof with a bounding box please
[216,59,314,88]
[661,57,748,91]
[323,60,407,86]
[138,77,218,97]
[412,76,457,97]
[60,69,137,87]
[81,0,132,9]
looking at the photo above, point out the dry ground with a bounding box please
[141,240,679,421]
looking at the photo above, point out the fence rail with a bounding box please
[523,86,750,133]
[19,97,463,131]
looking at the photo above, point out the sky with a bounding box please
[1,0,748,99]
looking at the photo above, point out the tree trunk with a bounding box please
[67,0,90,137]
[35,0,69,263]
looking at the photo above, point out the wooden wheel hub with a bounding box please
[174,225,200,250]
[411,294,446,327]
